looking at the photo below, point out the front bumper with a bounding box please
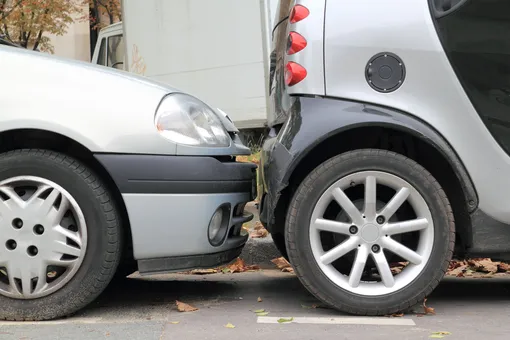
[96,154,256,273]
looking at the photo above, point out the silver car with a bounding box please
[0,44,255,320]
[260,0,510,315]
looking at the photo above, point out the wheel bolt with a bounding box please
[349,226,358,234]
[12,218,23,229]
[371,244,380,253]
[5,239,17,250]
[34,224,45,235]
[376,216,385,224]
[27,246,38,257]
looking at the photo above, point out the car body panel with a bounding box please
[319,0,510,224]
[259,96,477,229]
[0,44,256,270]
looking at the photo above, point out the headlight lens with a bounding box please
[155,93,231,147]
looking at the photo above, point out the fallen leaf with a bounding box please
[282,267,295,274]
[176,300,198,312]
[257,297,262,302]
[277,317,294,323]
[106,332,111,337]
[169,321,180,324]
[271,257,292,270]
[256,312,269,316]
[228,258,247,273]
[498,262,510,272]
[430,331,451,338]
[390,313,404,317]
[189,268,217,275]
[250,228,269,238]
[423,298,435,315]
[221,267,231,274]
[467,258,499,273]
[225,323,236,329]
[447,264,467,277]
[253,309,265,313]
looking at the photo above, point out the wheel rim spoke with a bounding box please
[0,176,87,300]
[382,237,422,265]
[51,240,81,258]
[364,176,377,220]
[379,187,410,220]
[320,237,359,265]
[312,218,352,235]
[382,218,429,236]
[309,170,434,296]
[348,245,369,288]
[331,188,364,225]
[372,251,395,288]
[0,186,25,209]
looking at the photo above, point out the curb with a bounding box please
[239,202,282,268]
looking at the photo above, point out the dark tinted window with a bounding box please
[432,1,510,153]
[97,38,107,66]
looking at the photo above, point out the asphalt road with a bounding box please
[1,270,509,340]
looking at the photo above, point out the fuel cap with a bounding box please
[365,52,406,93]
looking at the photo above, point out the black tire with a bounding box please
[285,149,455,315]
[0,149,122,321]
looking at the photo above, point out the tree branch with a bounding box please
[33,30,43,50]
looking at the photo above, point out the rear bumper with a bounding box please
[95,154,256,271]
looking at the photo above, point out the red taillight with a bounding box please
[287,31,307,55]
[285,62,307,86]
[290,5,310,24]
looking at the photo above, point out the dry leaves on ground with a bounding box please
[250,221,269,238]
[271,257,294,274]
[423,298,436,315]
[176,300,199,312]
[225,323,236,329]
[446,258,510,278]
[221,258,261,273]
[390,262,409,275]
[257,297,262,302]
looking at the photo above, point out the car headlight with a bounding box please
[155,93,231,147]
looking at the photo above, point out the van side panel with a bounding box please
[122,0,270,129]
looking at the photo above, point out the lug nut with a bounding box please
[12,218,23,229]
[5,239,17,250]
[376,216,385,224]
[371,244,380,253]
[34,224,45,235]
[27,246,38,257]
[349,226,358,234]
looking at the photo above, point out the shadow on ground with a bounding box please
[77,271,510,318]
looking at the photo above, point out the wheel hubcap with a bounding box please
[0,176,87,299]
[310,171,434,296]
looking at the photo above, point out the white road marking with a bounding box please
[257,316,416,326]
[0,317,166,326]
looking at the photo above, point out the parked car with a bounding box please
[260,0,510,315]
[0,44,256,320]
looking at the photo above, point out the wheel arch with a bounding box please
[269,99,477,254]
[0,128,134,262]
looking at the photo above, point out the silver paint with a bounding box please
[323,0,510,223]
[123,192,251,260]
[286,0,326,96]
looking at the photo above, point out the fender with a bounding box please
[260,96,478,227]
